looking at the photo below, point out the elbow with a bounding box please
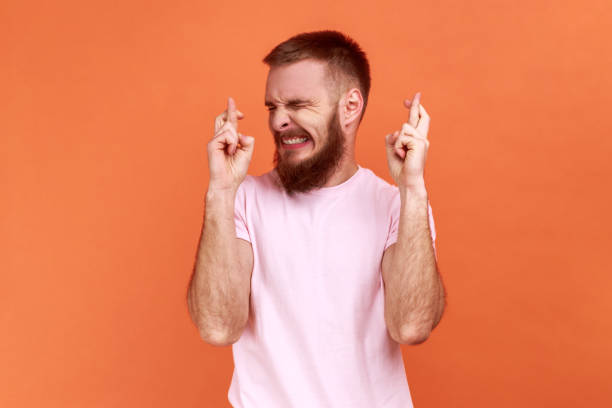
[186,286,248,347]
[398,323,431,345]
[187,291,237,347]
[199,328,237,347]
[195,317,248,347]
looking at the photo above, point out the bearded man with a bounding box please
[187,30,445,407]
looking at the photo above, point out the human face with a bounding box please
[265,59,346,194]
[265,59,339,162]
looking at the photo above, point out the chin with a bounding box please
[283,148,313,160]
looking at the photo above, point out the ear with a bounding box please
[340,87,364,128]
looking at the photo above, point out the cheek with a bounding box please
[299,114,326,138]
[292,116,314,137]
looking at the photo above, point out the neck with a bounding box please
[321,155,359,187]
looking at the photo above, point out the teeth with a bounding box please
[283,137,308,145]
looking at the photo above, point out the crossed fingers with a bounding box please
[214,97,244,133]
[401,92,430,139]
[389,92,431,159]
[213,97,245,155]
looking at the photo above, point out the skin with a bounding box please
[382,92,446,344]
[186,98,255,346]
[264,59,362,188]
[187,57,445,346]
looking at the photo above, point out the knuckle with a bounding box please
[215,128,233,139]
[212,131,226,141]
[220,121,235,133]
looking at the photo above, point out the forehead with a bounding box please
[265,59,331,103]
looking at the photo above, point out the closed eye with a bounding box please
[266,105,305,111]
[265,99,311,111]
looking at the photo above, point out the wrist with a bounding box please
[398,177,428,198]
[206,186,237,203]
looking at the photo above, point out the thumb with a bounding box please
[386,131,399,147]
[238,133,255,151]
[386,131,403,159]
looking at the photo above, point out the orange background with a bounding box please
[2,0,611,406]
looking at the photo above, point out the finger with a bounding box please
[417,104,430,138]
[395,138,409,159]
[215,116,224,133]
[237,133,255,150]
[235,132,243,153]
[386,130,400,146]
[214,127,239,154]
[214,120,234,138]
[395,134,417,160]
[408,92,421,128]
[403,98,412,109]
[395,133,414,151]
[393,130,404,158]
[215,109,245,133]
[216,110,244,124]
[223,110,244,120]
[227,97,238,128]
[227,131,238,155]
[211,128,238,154]
[401,122,424,140]
[393,134,420,159]
[396,130,430,156]
[214,127,237,146]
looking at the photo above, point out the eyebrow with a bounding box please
[264,98,311,107]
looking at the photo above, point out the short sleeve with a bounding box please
[234,179,251,243]
[384,190,437,259]
[383,190,402,252]
[428,202,437,260]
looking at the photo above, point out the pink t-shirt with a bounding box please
[228,164,436,408]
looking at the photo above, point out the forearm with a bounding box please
[187,187,247,343]
[432,272,446,329]
[385,185,443,343]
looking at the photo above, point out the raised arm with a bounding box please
[186,97,256,346]
[382,92,445,344]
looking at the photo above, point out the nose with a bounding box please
[270,109,291,133]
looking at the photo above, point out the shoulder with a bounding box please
[358,166,400,203]
[237,168,281,196]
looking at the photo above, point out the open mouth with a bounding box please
[281,135,311,149]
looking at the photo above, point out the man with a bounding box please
[187,30,445,407]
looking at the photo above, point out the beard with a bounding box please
[272,110,346,196]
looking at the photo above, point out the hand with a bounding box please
[207,97,255,192]
[384,91,431,192]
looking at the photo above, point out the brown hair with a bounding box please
[262,30,371,123]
